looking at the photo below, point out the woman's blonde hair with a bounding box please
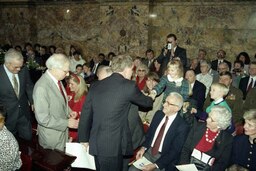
[69,74,88,101]
[166,59,184,77]
[243,109,256,122]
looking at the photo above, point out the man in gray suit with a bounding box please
[0,48,34,141]
[33,53,78,151]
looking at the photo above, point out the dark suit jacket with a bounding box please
[190,80,206,111]
[179,122,233,171]
[141,58,155,71]
[142,110,189,171]
[211,59,232,71]
[239,76,256,100]
[243,87,256,112]
[78,73,153,157]
[157,46,187,77]
[0,65,34,133]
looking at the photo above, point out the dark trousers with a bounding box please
[94,155,123,171]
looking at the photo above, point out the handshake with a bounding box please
[68,111,79,129]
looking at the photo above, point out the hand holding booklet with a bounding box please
[132,156,152,170]
[65,142,96,170]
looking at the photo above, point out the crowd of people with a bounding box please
[0,33,256,171]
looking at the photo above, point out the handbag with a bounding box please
[190,156,211,171]
[190,148,214,171]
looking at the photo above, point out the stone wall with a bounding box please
[0,1,256,61]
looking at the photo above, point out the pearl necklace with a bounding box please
[205,128,220,143]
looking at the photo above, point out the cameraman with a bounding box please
[156,33,187,77]
[232,60,248,88]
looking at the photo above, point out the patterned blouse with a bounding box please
[0,126,22,171]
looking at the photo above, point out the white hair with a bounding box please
[210,105,232,130]
[4,48,23,63]
[168,92,184,109]
[46,53,70,69]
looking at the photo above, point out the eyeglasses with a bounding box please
[138,69,146,72]
[164,101,179,107]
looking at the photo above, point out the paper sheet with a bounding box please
[65,143,96,170]
[132,156,152,170]
[176,164,198,171]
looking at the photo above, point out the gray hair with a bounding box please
[4,48,24,63]
[210,105,232,130]
[111,54,133,73]
[46,53,70,69]
[136,63,149,75]
[200,60,211,69]
[168,92,184,109]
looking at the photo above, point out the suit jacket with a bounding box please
[190,80,206,111]
[0,65,33,133]
[142,110,189,171]
[211,59,232,71]
[179,122,233,171]
[157,46,187,77]
[33,71,70,151]
[141,58,155,71]
[78,73,153,157]
[128,104,145,150]
[243,87,256,112]
[239,76,256,100]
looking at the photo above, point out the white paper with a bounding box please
[176,164,198,171]
[132,156,152,170]
[65,142,96,170]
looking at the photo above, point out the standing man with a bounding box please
[78,55,154,171]
[157,33,187,76]
[129,92,189,171]
[33,54,78,151]
[0,48,34,141]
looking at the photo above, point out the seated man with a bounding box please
[129,92,190,171]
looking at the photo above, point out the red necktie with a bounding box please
[247,78,254,93]
[151,116,169,156]
[57,81,66,102]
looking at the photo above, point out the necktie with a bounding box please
[12,74,19,97]
[151,116,169,156]
[247,78,254,92]
[57,81,66,102]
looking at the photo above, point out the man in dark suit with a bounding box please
[78,55,153,171]
[0,48,34,140]
[157,33,187,77]
[142,49,155,72]
[211,49,231,71]
[129,92,190,171]
[239,61,256,100]
[185,69,206,111]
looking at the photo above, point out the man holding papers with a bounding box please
[78,55,153,171]
[129,92,189,171]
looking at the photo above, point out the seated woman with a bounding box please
[135,63,149,90]
[67,74,87,142]
[229,109,256,171]
[139,72,163,125]
[179,105,233,171]
[0,105,22,171]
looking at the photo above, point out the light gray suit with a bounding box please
[33,71,70,151]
